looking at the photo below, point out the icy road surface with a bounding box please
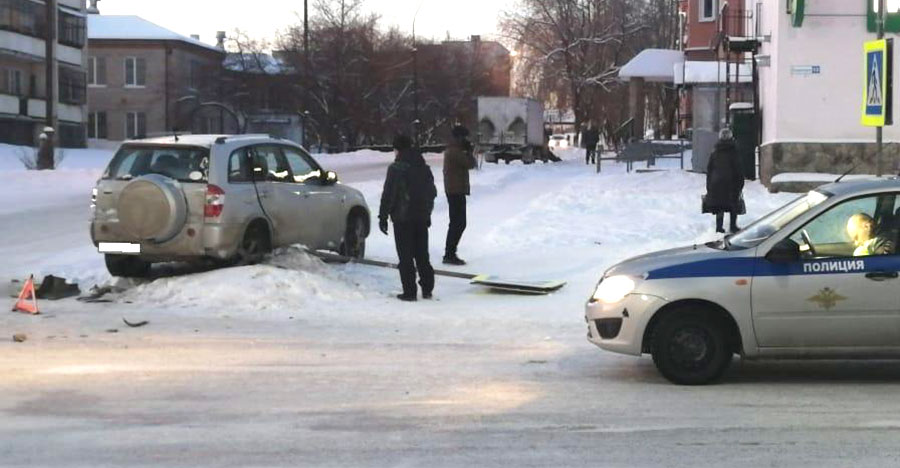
[2,146,899,467]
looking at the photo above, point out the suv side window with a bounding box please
[253,145,292,183]
[790,194,897,258]
[228,147,252,183]
[282,146,322,184]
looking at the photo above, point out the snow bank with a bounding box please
[116,248,388,317]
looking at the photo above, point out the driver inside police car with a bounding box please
[847,213,895,256]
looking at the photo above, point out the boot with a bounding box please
[397,293,417,302]
[729,213,740,233]
[443,255,466,266]
[715,213,725,234]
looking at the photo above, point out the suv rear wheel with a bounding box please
[651,309,732,385]
[339,214,367,260]
[236,222,272,265]
[105,254,151,278]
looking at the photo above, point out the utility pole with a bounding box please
[412,1,424,147]
[877,0,885,177]
[303,0,309,148]
[38,0,58,170]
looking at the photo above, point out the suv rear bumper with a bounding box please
[91,221,245,261]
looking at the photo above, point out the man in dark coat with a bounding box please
[442,125,478,265]
[582,121,600,165]
[379,135,437,301]
[705,128,744,233]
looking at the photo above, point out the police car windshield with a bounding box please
[728,190,831,249]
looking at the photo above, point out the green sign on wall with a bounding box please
[867,0,900,33]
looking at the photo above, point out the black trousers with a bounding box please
[585,148,597,164]
[445,194,467,257]
[394,220,434,296]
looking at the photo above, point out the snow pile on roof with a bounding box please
[619,49,684,82]
[88,15,222,52]
[675,61,753,85]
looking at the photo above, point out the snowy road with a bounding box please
[2,148,900,467]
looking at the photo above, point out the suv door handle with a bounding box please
[865,271,899,281]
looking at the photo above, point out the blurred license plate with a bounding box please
[98,242,141,254]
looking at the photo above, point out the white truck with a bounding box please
[476,97,551,164]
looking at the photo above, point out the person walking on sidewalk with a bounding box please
[443,125,478,265]
[582,121,600,165]
[378,135,437,301]
[704,128,745,234]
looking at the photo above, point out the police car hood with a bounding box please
[604,242,744,278]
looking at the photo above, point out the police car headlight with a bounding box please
[590,275,636,304]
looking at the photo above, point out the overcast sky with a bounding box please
[96,0,514,46]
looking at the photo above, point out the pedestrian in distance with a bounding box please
[443,125,478,266]
[582,121,600,165]
[703,128,745,234]
[378,134,437,301]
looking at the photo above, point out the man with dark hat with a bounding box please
[442,125,478,265]
[379,134,437,301]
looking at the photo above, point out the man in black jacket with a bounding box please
[379,135,437,301]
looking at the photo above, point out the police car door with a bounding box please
[752,193,900,349]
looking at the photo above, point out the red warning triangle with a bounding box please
[12,275,39,315]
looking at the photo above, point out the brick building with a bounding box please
[86,9,229,141]
[0,0,88,147]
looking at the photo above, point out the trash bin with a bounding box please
[730,103,759,181]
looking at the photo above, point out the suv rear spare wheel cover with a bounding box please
[117,174,188,243]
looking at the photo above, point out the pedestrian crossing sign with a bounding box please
[862,38,893,127]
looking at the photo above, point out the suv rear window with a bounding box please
[103,145,210,182]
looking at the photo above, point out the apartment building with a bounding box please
[86,9,228,141]
[0,0,88,147]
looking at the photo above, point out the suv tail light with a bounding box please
[205,184,225,218]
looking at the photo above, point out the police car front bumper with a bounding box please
[585,293,667,356]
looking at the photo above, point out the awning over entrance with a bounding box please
[674,61,753,85]
[618,49,685,82]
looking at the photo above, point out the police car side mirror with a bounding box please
[766,238,801,263]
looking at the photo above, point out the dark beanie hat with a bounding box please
[451,125,470,139]
[393,134,413,150]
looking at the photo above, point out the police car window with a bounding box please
[253,146,292,183]
[728,191,830,249]
[790,194,896,258]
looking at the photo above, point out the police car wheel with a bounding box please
[651,311,731,385]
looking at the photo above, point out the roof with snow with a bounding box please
[618,49,684,82]
[224,53,292,74]
[87,15,222,53]
[674,61,752,85]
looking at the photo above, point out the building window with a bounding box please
[124,57,146,87]
[57,10,85,48]
[189,61,202,90]
[1,68,22,96]
[88,56,106,86]
[125,112,146,139]
[88,111,107,139]
[0,0,47,38]
[700,0,717,22]
[59,67,85,104]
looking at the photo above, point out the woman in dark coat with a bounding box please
[705,128,744,233]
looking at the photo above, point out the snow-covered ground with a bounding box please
[7,143,895,467]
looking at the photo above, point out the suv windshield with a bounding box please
[728,190,831,249]
[103,145,210,183]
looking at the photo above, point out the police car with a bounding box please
[586,178,900,385]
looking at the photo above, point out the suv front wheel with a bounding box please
[105,254,151,278]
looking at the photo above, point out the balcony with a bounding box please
[718,5,760,54]
[0,93,18,115]
[26,98,84,123]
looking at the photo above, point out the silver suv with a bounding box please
[90,134,370,277]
